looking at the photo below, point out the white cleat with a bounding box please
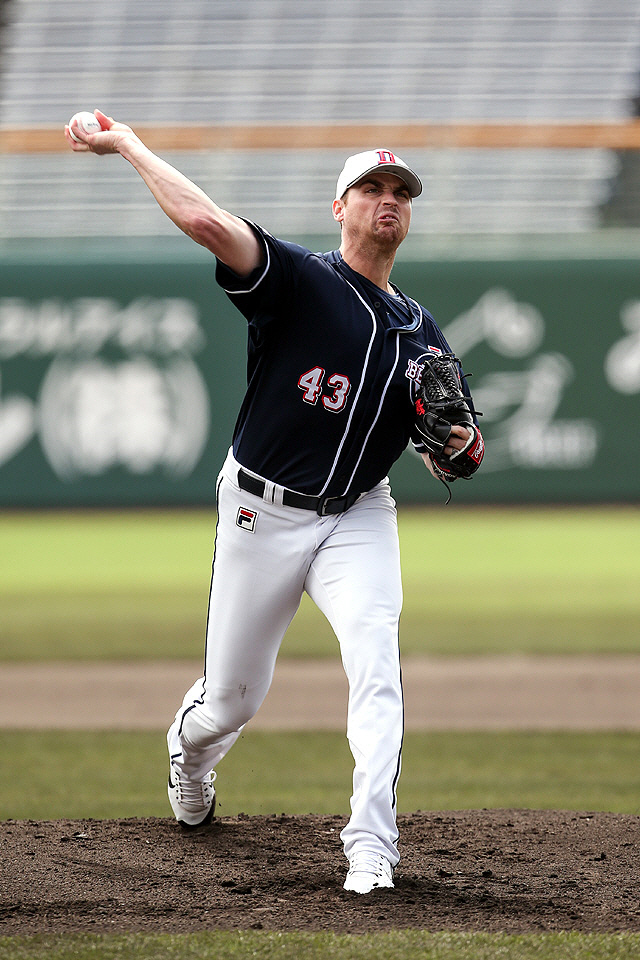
[344,852,394,894]
[168,764,216,829]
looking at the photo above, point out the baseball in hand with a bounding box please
[68,111,102,142]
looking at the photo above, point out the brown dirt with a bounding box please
[2,809,640,935]
[4,656,640,731]
[3,657,640,936]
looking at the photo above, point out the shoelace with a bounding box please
[348,852,389,876]
[174,772,215,811]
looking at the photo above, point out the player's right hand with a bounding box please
[64,110,137,155]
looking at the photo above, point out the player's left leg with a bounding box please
[304,480,404,871]
[169,457,317,784]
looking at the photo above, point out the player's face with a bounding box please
[334,173,412,249]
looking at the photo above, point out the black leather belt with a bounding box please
[237,468,360,516]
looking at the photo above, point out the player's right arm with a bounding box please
[64,110,263,278]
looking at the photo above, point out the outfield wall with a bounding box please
[1,241,638,506]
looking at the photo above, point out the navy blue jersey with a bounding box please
[216,223,474,498]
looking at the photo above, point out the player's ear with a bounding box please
[332,197,345,224]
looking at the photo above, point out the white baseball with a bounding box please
[68,111,101,142]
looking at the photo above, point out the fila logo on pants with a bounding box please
[236,507,258,532]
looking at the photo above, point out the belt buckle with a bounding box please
[318,497,336,517]
[318,495,346,517]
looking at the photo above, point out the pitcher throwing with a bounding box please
[66,112,483,894]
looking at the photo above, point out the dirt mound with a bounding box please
[2,810,640,935]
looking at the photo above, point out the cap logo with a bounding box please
[376,150,396,164]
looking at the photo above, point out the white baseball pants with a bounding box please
[168,449,405,865]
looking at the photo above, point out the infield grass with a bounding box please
[2,506,639,660]
[2,931,640,960]
[1,729,639,820]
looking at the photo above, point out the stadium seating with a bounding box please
[0,0,639,241]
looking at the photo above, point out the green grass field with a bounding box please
[2,506,639,960]
[2,729,640,821]
[3,931,640,960]
[2,506,639,660]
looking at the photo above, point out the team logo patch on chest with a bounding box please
[237,507,258,532]
[406,347,443,384]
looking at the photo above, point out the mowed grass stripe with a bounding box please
[1,729,639,821]
[2,929,640,960]
[2,506,639,660]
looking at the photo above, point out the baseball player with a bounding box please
[66,111,480,895]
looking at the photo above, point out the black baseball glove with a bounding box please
[414,353,484,496]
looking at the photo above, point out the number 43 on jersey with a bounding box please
[298,366,351,413]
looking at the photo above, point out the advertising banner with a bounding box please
[0,246,638,505]
[389,258,640,503]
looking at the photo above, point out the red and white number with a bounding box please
[323,373,350,412]
[297,366,351,413]
[298,366,325,405]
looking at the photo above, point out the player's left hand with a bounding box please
[421,423,481,485]
[443,423,471,457]
[422,425,470,475]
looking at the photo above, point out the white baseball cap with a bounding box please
[335,150,422,200]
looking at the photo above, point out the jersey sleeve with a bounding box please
[214,221,307,327]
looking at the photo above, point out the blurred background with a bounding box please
[0,0,639,506]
